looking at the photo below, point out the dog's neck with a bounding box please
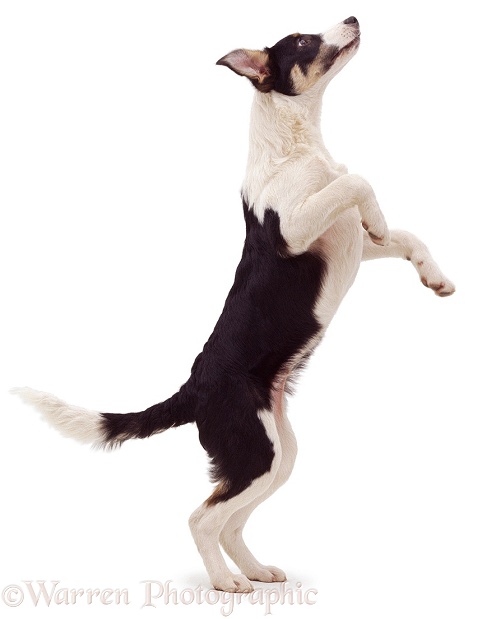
[248,88,326,159]
[242,87,330,209]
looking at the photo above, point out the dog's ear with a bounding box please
[216,49,272,91]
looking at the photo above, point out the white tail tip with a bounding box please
[10,387,105,446]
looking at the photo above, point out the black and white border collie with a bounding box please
[13,17,455,592]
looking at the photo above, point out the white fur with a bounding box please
[323,21,360,47]
[242,22,361,230]
[10,387,105,446]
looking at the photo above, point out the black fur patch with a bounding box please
[102,200,326,503]
[188,200,326,502]
[101,385,196,448]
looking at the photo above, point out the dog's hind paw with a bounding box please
[212,573,253,593]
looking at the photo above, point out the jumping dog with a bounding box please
[12,16,455,592]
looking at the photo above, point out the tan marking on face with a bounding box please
[290,49,326,93]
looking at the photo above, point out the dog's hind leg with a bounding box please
[219,408,297,583]
[361,229,455,296]
[189,410,282,592]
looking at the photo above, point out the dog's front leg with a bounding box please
[281,173,390,254]
[362,229,456,296]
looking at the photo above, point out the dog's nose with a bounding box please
[343,16,358,25]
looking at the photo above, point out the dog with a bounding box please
[12,16,455,593]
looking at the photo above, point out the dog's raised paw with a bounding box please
[245,565,287,583]
[416,259,455,297]
[421,276,456,297]
[213,573,253,593]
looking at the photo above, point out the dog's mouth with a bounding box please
[323,33,360,69]
[333,33,360,64]
[342,33,361,52]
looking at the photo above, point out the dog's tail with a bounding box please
[10,387,195,449]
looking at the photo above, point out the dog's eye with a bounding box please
[297,37,310,47]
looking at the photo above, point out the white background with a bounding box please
[1,0,494,617]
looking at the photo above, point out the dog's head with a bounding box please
[217,17,360,96]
